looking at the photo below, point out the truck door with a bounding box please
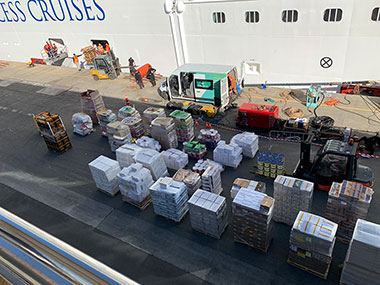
[220,77,229,108]
[193,74,214,104]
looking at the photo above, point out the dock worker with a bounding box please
[134,71,144,89]
[128,57,135,74]
[73,53,81,71]
[105,43,111,52]
[44,42,51,59]
[130,66,136,76]
[146,66,156,87]
[52,44,58,57]
[98,44,105,54]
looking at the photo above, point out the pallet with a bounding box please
[122,195,152,210]
[192,223,228,240]
[287,259,329,280]
[234,238,271,253]
[98,188,119,198]
[254,171,286,180]
[336,236,351,244]
[155,208,188,224]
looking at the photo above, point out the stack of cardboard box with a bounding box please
[232,189,275,253]
[162,148,188,170]
[135,136,161,151]
[106,121,132,152]
[116,143,143,169]
[135,149,168,180]
[198,129,221,148]
[142,107,166,135]
[230,178,266,199]
[151,117,178,150]
[173,169,201,197]
[80,89,105,124]
[97,109,117,136]
[122,116,145,139]
[183,141,207,159]
[118,105,141,120]
[192,159,223,175]
[230,132,259,158]
[201,165,223,195]
[170,110,194,142]
[81,46,98,65]
[72,113,93,136]
[213,141,243,168]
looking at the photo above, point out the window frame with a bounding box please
[245,11,260,23]
[213,12,226,24]
[372,7,380,21]
[195,79,214,90]
[323,8,343,22]
[282,10,298,23]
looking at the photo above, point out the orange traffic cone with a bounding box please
[195,120,199,126]
[206,123,212,129]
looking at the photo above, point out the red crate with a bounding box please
[238,103,279,129]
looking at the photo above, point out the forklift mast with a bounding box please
[295,133,314,175]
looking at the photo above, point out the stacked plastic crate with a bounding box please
[150,177,189,222]
[173,169,201,197]
[97,109,117,136]
[72,113,93,136]
[213,141,243,168]
[257,151,286,178]
[188,189,228,239]
[201,165,223,195]
[192,159,224,175]
[135,136,161,151]
[117,163,153,208]
[161,149,188,170]
[135,149,168,180]
[273,175,314,225]
[88,155,121,196]
[150,117,178,150]
[106,121,133,152]
[288,211,338,279]
[340,219,380,285]
[232,188,275,253]
[198,129,221,148]
[116,143,143,169]
[325,180,374,242]
[142,107,166,135]
[80,89,105,124]
[230,178,266,199]
[230,132,259,158]
[170,110,194,142]
[183,141,207,159]
[34,112,72,153]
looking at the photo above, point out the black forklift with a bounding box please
[293,134,374,191]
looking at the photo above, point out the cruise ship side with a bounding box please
[0,0,379,85]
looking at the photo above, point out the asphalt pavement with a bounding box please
[0,82,379,284]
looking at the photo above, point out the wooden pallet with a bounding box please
[254,171,286,180]
[122,195,152,210]
[287,259,329,280]
[336,236,351,244]
[98,188,119,198]
[192,223,228,240]
[155,208,188,224]
[234,238,271,254]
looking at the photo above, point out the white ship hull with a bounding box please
[0,0,379,85]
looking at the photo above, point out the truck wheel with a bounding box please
[93,75,99,81]
[109,74,116,80]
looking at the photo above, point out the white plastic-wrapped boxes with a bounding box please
[231,178,266,199]
[117,163,153,206]
[213,141,243,168]
[72,113,93,136]
[326,180,373,242]
[88,155,121,196]
[288,211,337,279]
[150,177,189,222]
[188,189,228,239]
[97,109,117,136]
[232,188,275,253]
[151,117,178,150]
[116,143,143,169]
[135,136,161,152]
[135,149,168,180]
[201,165,223,195]
[107,121,133,152]
[162,148,188,170]
[142,107,166,135]
[341,219,380,285]
[273,175,314,225]
[118,105,141,120]
[230,132,259,158]
[173,169,201,197]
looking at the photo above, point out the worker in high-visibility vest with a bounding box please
[227,74,238,95]
[73,54,81,71]
[105,43,111,52]
[98,44,105,54]
[52,44,58,57]
[44,43,51,59]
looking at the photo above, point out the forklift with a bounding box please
[293,134,374,191]
[90,50,122,80]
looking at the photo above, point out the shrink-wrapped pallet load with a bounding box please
[122,116,145,139]
[107,121,133,152]
[135,136,161,151]
[192,159,224,175]
[88,155,121,196]
[188,189,228,239]
[213,141,243,168]
[118,105,141,120]
[173,169,201,197]
[183,141,207,159]
[170,110,194,142]
[230,132,259,158]
[142,107,166,135]
[135,149,168,180]
[230,178,266,199]
[150,177,189,222]
[115,143,142,169]
[273,175,314,225]
[162,148,188,170]
[198,129,221,148]
[232,189,274,253]
[151,117,178,150]
[117,163,153,207]
[288,211,337,279]
[201,165,223,195]
[72,113,93,136]
[97,109,117,136]
[80,89,105,124]
[340,219,380,285]
[325,180,373,242]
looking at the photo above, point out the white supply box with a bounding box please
[135,149,168,180]
[116,143,143,169]
[213,141,243,168]
[162,148,188,170]
[230,132,259,158]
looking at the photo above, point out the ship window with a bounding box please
[213,12,226,23]
[371,8,380,21]
[323,8,343,22]
[245,11,259,23]
[282,10,298,23]
[195,79,213,90]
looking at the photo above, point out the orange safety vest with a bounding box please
[105,44,110,52]
[53,45,58,52]
[98,45,105,53]
[228,74,237,95]
[73,55,79,63]
[44,45,49,54]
